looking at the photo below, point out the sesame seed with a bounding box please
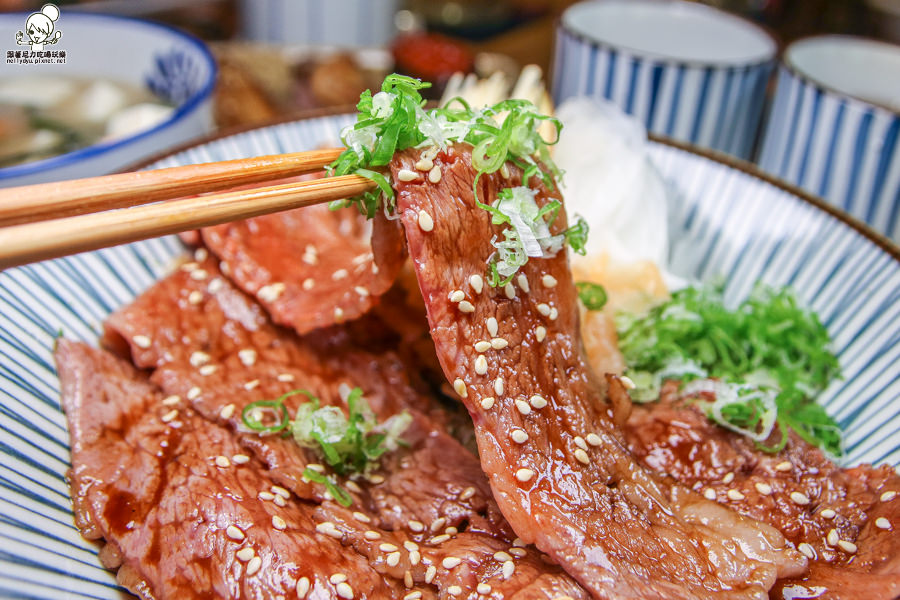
[704,488,717,500]
[574,449,590,465]
[244,379,260,390]
[453,378,468,398]
[820,508,836,519]
[494,377,504,395]
[512,537,526,547]
[215,455,231,468]
[574,436,588,450]
[425,565,437,584]
[336,582,354,599]
[302,252,317,265]
[449,290,465,303]
[258,491,275,501]
[775,461,793,472]
[826,529,839,546]
[415,158,434,171]
[431,517,447,532]
[246,556,262,576]
[187,386,201,400]
[272,486,290,499]
[417,209,435,232]
[220,261,231,274]
[517,274,530,293]
[458,300,475,313]
[208,278,223,294]
[302,278,315,290]
[368,474,385,484]
[481,397,495,410]
[475,355,488,375]
[442,556,462,569]
[404,592,422,600]
[727,489,745,501]
[549,307,558,320]
[469,274,484,294]
[477,583,492,594]
[542,275,557,288]
[722,472,735,484]
[875,517,891,529]
[353,286,370,298]
[161,409,178,423]
[493,551,512,562]
[236,547,255,562]
[586,433,602,446]
[397,169,418,182]
[474,341,492,352]
[379,543,398,552]
[364,530,381,540]
[428,165,442,183]
[346,481,362,493]
[238,349,257,366]
[508,547,526,558]
[132,335,151,348]
[881,490,898,502]
[220,404,235,420]
[194,248,208,262]
[791,491,811,506]
[404,541,419,552]
[486,317,499,337]
[430,534,451,544]
[502,560,515,579]
[535,325,547,342]
[837,540,857,554]
[755,482,773,495]
[515,399,532,415]
[445,526,458,535]
[537,303,551,316]
[334,307,344,321]
[409,550,420,565]
[459,486,476,501]
[448,585,462,596]
[199,365,218,376]
[387,552,401,567]
[190,269,208,281]
[258,282,286,302]
[297,577,310,598]
[190,351,211,366]
[353,512,371,523]
[504,283,516,299]
[226,525,245,541]
[409,520,424,532]
[798,543,815,559]
[188,290,204,305]
[511,429,529,443]
[516,468,534,482]
[491,337,508,349]
[162,395,181,406]
[273,495,286,507]
[270,515,287,530]
[619,375,636,390]
[530,395,548,409]
[182,261,199,272]
[329,573,348,585]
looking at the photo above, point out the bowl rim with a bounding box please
[124,106,900,263]
[0,11,217,181]
[557,0,779,71]
[782,34,900,117]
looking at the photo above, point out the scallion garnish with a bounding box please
[240,388,411,506]
[575,282,608,310]
[616,284,843,457]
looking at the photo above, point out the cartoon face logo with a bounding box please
[16,4,62,52]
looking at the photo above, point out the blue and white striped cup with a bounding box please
[552,0,776,160]
[758,36,900,242]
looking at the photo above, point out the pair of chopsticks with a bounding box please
[0,149,376,270]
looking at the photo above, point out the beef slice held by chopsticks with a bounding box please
[390,144,808,599]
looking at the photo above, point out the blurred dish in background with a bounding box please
[552,0,776,160]
[757,35,900,242]
[0,11,215,187]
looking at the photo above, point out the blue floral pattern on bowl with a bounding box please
[145,47,203,105]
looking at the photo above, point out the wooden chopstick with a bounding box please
[0,174,376,270]
[0,148,344,227]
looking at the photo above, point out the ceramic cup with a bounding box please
[552,0,776,160]
[757,36,900,242]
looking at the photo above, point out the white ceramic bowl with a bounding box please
[552,0,776,159]
[757,36,900,241]
[0,11,216,187]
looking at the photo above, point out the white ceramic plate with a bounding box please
[1,113,898,597]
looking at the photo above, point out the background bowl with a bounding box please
[552,0,776,160]
[0,11,216,187]
[757,35,900,242]
[0,112,898,597]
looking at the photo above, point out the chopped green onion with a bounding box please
[616,284,843,456]
[303,467,353,507]
[575,282,608,310]
[563,216,589,255]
